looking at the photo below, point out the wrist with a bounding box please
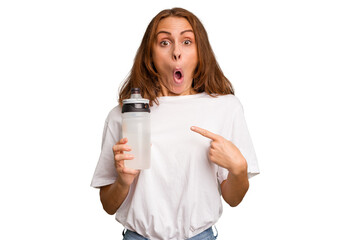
[115,177,131,190]
[228,159,248,177]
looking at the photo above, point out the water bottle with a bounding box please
[121,88,151,169]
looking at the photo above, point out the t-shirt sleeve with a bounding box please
[90,120,119,188]
[217,103,260,184]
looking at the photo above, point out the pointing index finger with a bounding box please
[190,126,218,141]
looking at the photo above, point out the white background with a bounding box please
[1,0,359,239]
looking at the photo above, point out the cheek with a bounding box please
[188,49,198,67]
[153,49,171,65]
[152,48,165,68]
[152,55,165,71]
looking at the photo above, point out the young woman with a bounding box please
[91,8,259,240]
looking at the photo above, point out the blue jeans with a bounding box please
[122,226,218,240]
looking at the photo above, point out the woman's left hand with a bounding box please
[190,126,247,175]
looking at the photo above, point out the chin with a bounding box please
[162,81,191,96]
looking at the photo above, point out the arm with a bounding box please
[190,126,250,207]
[100,137,139,215]
[220,162,249,207]
[100,178,130,215]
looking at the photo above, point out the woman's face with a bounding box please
[152,17,198,96]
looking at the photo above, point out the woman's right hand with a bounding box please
[112,138,140,187]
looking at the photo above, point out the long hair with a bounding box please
[118,8,234,107]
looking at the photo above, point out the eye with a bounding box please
[183,40,192,45]
[160,40,170,46]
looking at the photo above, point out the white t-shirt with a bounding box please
[91,92,259,239]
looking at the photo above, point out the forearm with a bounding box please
[100,178,130,215]
[221,168,249,207]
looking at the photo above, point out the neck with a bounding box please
[159,85,196,97]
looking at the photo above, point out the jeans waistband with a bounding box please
[122,226,218,240]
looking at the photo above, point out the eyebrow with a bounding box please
[156,29,194,36]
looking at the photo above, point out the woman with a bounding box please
[91,8,259,240]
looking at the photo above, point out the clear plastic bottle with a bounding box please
[121,88,151,169]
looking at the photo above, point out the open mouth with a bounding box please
[173,69,184,84]
[175,71,182,79]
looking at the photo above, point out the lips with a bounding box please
[173,68,184,84]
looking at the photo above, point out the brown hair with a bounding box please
[118,7,234,107]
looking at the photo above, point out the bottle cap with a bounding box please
[122,88,150,113]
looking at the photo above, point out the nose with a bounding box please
[172,44,181,61]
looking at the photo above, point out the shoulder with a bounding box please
[102,105,123,140]
[218,94,242,105]
[205,93,243,110]
[105,105,122,124]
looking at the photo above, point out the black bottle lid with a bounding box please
[122,88,150,113]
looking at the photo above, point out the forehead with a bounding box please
[156,17,193,33]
